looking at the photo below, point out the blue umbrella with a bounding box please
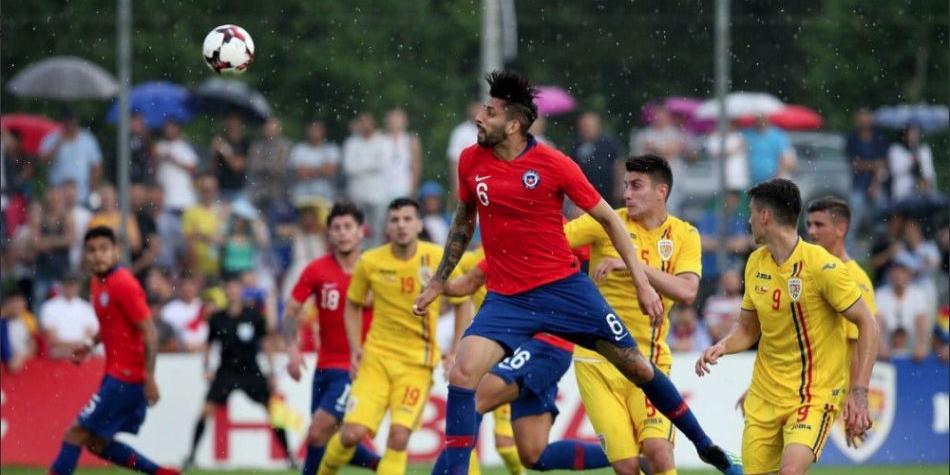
[106,81,194,129]
[874,104,949,133]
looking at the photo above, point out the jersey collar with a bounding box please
[516,134,538,158]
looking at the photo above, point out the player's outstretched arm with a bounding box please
[839,297,880,445]
[586,199,664,322]
[443,265,486,297]
[695,308,760,377]
[414,200,476,315]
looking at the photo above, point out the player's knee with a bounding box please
[339,423,368,447]
[610,458,640,475]
[642,439,675,472]
[63,426,91,446]
[516,443,545,468]
[387,425,411,451]
[626,355,655,384]
[307,421,335,446]
[448,360,482,389]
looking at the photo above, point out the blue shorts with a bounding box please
[76,375,147,439]
[310,369,352,420]
[466,272,636,355]
[490,337,573,420]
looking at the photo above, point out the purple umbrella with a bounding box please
[534,86,576,116]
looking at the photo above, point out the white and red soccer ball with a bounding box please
[202,24,255,74]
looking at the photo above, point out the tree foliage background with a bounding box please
[2,0,947,185]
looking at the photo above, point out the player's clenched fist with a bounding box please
[413,280,443,316]
[695,342,726,376]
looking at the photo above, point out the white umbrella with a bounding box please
[6,56,119,100]
[695,92,785,119]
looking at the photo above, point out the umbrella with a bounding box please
[6,56,118,100]
[768,105,823,130]
[534,86,576,116]
[0,114,61,155]
[106,81,194,129]
[192,78,272,123]
[874,104,949,133]
[695,92,785,120]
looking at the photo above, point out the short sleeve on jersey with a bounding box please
[817,257,862,313]
[116,277,150,323]
[561,159,602,211]
[672,226,703,278]
[291,262,318,303]
[563,214,604,248]
[457,147,476,204]
[347,257,371,305]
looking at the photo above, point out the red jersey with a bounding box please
[458,138,601,295]
[90,267,151,383]
[291,253,373,370]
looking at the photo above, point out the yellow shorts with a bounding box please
[742,391,840,474]
[575,359,674,463]
[492,404,514,439]
[343,349,434,435]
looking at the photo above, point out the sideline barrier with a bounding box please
[2,353,946,468]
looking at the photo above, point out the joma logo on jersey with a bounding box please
[755,272,772,280]
[792,423,813,431]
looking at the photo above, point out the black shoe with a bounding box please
[698,445,743,475]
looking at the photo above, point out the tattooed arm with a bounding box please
[413,200,477,315]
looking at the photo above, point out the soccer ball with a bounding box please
[202,24,255,74]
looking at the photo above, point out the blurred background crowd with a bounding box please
[2,97,948,372]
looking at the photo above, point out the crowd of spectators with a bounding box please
[1,102,946,371]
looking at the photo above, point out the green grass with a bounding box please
[3,466,948,475]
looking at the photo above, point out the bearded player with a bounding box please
[414,70,741,475]
[283,202,381,475]
[697,179,879,475]
[50,227,178,475]
[565,154,703,475]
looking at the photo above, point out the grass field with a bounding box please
[4,466,948,475]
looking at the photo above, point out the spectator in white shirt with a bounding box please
[39,273,98,359]
[155,120,199,213]
[62,180,92,272]
[888,124,936,201]
[342,112,391,245]
[160,276,208,352]
[383,107,422,201]
[289,121,340,202]
[446,102,481,195]
[876,258,933,361]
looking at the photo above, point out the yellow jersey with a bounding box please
[347,241,459,368]
[457,248,487,311]
[565,210,702,368]
[842,259,877,341]
[742,240,862,406]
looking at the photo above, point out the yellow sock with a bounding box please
[377,448,408,475]
[497,445,524,475]
[468,448,481,475]
[317,433,355,475]
[653,470,677,475]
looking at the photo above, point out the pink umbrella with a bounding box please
[534,86,576,116]
[768,105,823,130]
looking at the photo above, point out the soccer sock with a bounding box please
[317,433,355,475]
[443,385,478,475]
[654,470,677,475]
[50,441,82,475]
[468,449,481,475]
[98,440,161,474]
[302,445,326,475]
[377,448,408,475]
[497,445,524,475]
[273,427,293,461]
[531,440,609,471]
[189,418,206,458]
[639,366,712,451]
[350,444,381,470]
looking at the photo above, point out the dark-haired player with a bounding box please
[414,70,741,474]
[50,226,178,475]
[283,202,381,475]
[565,154,702,475]
[697,179,879,475]
[319,198,469,475]
[182,276,295,470]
